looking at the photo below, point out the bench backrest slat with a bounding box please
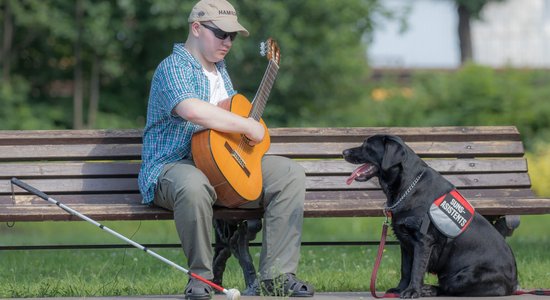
[0,126,520,142]
[0,158,527,179]
[268,126,521,142]
[0,140,525,161]
[1,126,539,222]
[0,172,532,196]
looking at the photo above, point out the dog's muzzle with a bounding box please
[346,163,378,185]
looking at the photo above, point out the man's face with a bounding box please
[197,22,234,63]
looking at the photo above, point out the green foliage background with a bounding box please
[328,64,550,150]
[0,0,395,129]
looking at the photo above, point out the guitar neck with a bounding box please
[249,60,279,121]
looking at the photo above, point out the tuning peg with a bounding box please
[260,41,266,56]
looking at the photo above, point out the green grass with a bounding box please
[1,215,549,297]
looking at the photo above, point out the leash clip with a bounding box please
[383,209,392,225]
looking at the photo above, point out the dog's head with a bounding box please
[343,134,415,189]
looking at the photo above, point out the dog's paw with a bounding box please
[400,287,420,299]
[420,285,439,297]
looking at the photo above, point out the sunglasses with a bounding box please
[201,23,237,41]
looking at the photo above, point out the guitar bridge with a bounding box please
[224,142,251,177]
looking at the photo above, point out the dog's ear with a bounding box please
[381,136,406,171]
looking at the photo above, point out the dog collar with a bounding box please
[385,169,425,212]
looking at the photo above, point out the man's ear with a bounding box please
[381,136,405,171]
[191,21,201,37]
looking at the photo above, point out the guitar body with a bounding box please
[191,94,271,208]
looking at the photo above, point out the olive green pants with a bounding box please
[154,155,306,281]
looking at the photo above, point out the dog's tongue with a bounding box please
[346,163,378,185]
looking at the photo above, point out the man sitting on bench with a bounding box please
[137,0,314,299]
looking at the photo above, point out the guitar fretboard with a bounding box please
[249,60,279,121]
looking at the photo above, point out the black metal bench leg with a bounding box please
[487,215,521,237]
[230,219,262,295]
[212,219,262,295]
[212,219,233,287]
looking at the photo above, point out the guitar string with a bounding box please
[251,63,276,127]
[235,70,273,153]
[250,65,277,120]
[250,61,278,120]
[235,61,278,157]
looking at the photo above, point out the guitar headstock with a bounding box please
[260,38,280,65]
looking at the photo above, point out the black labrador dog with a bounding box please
[343,134,517,298]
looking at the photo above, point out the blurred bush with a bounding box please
[317,63,550,196]
[526,145,550,197]
[323,63,550,151]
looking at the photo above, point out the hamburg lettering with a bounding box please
[219,10,236,16]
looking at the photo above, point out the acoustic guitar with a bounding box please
[191,38,281,208]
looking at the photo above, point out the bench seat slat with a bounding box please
[3,196,548,222]
[1,187,543,221]
[0,204,171,221]
[0,173,532,195]
[0,188,535,206]
[302,198,550,217]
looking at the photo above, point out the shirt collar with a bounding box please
[172,43,226,70]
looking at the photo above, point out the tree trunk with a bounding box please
[2,1,14,82]
[88,55,100,129]
[73,0,84,129]
[457,3,473,64]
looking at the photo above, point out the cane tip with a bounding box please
[226,288,241,300]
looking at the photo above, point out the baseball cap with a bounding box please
[188,0,249,37]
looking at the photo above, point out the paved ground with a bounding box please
[14,292,545,300]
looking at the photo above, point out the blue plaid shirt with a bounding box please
[138,43,237,204]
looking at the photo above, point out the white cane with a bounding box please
[10,177,241,300]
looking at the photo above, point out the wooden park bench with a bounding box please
[1,126,549,292]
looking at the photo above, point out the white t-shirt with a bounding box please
[203,67,229,105]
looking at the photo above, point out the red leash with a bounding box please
[514,289,550,296]
[370,211,399,298]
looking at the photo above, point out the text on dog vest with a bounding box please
[440,199,467,227]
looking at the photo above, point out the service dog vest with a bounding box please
[429,190,474,238]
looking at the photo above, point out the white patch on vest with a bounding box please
[429,190,474,238]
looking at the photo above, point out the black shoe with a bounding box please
[184,278,213,300]
[257,273,314,297]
